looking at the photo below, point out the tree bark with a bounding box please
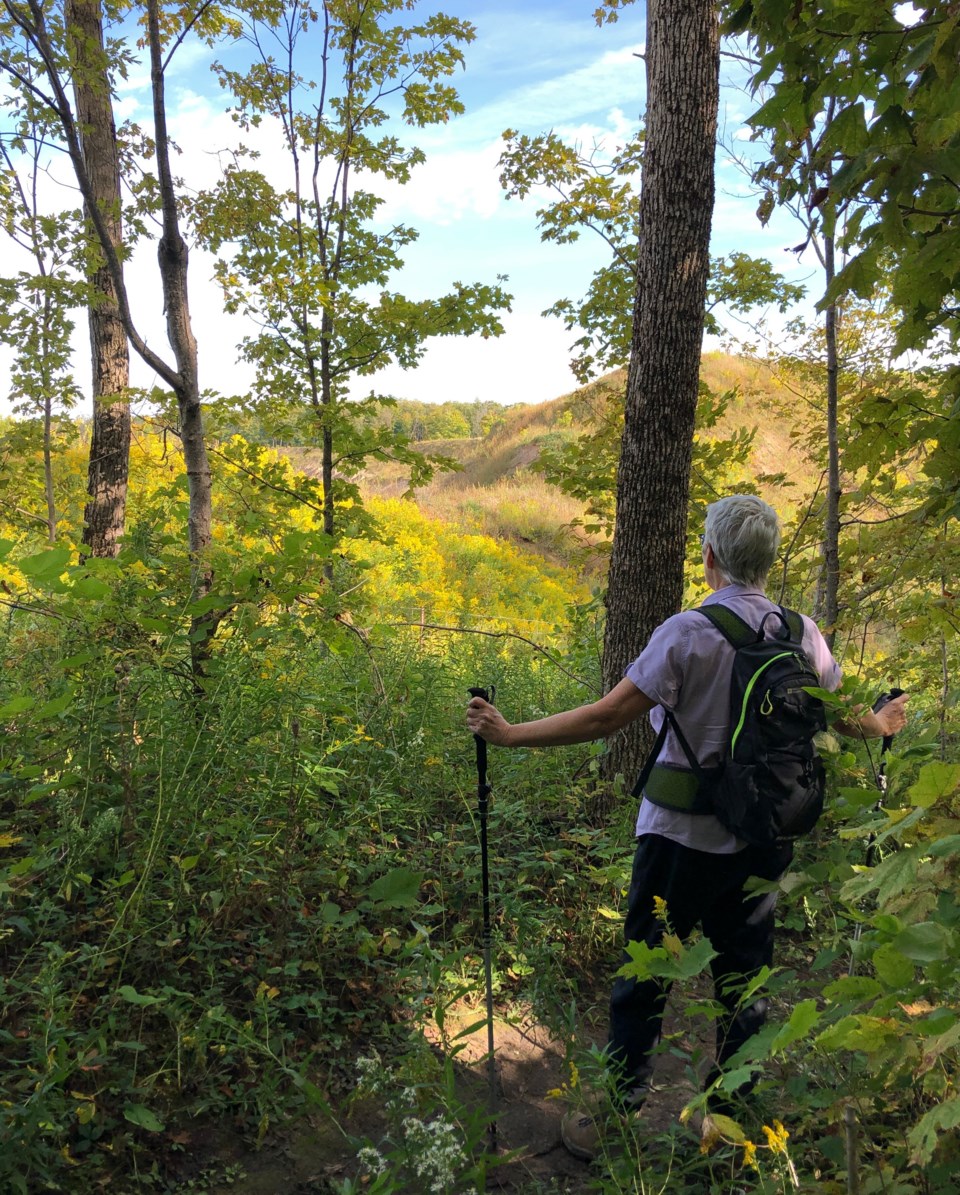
[146,0,211,571]
[814,227,841,648]
[67,0,131,561]
[600,0,720,790]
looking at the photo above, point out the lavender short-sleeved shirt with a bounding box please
[625,584,842,854]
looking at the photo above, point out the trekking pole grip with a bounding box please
[468,686,494,807]
[873,687,905,755]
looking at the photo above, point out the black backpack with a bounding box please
[632,603,827,848]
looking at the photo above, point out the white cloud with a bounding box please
[349,310,581,407]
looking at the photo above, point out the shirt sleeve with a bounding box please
[801,615,843,692]
[623,612,689,710]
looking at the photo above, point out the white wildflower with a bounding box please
[355,1050,383,1092]
[402,1116,466,1193]
[357,1145,387,1176]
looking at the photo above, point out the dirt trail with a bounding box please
[170,994,708,1194]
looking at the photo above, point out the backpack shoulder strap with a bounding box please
[778,605,805,644]
[696,603,759,649]
[630,708,708,798]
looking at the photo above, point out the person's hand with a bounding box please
[466,696,513,746]
[874,691,909,737]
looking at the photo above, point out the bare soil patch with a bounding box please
[164,989,710,1194]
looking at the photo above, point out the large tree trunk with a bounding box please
[600,0,719,790]
[67,0,131,561]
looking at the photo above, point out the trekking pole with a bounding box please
[468,685,498,1153]
[849,688,904,975]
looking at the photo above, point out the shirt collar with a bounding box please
[702,584,768,605]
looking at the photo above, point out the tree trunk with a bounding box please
[600,0,719,790]
[145,0,214,680]
[67,0,131,561]
[815,228,841,649]
[146,0,210,568]
[43,388,56,544]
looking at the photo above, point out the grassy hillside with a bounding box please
[379,354,813,558]
[284,351,816,571]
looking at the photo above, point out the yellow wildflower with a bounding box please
[762,1119,790,1154]
[546,1059,580,1100]
[653,894,668,919]
[742,1140,758,1170]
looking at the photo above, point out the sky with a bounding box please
[3,0,825,413]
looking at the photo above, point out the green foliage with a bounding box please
[731,1,960,356]
[499,125,804,384]
[727,0,960,521]
[534,374,763,553]
[189,0,511,540]
[0,440,612,1189]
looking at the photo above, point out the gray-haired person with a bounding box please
[467,494,908,1160]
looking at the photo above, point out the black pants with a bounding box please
[608,832,792,1097]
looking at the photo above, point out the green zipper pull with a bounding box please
[761,691,773,715]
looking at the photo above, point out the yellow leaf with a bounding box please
[662,933,683,958]
[76,1101,96,1125]
[900,1000,937,1017]
[0,834,23,849]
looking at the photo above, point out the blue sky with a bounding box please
[8,1,824,411]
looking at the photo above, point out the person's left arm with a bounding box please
[835,692,908,740]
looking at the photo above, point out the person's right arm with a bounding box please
[466,677,655,748]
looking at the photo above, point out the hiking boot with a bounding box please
[561,1107,602,1161]
[560,1089,646,1162]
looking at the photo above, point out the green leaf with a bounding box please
[822,975,882,1004]
[365,867,423,909]
[117,985,165,1007]
[770,999,820,1053]
[893,922,953,963]
[72,576,112,599]
[842,844,920,906]
[60,650,95,669]
[908,1095,960,1166]
[707,1112,746,1143]
[907,762,960,808]
[320,901,341,924]
[37,692,74,718]
[0,696,36,716]
[17,547,71,581]
[823,101,869,154]
[123,1103,165,1131]
[453,1017,491,1042]
[872,943,915,988]
[748,82,806,132]
[672,934,719,980]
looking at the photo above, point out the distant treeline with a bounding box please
[209,397,518,446]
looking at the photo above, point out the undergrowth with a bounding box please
[1,535,958,1194]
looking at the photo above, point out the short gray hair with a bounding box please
[704,495,781,588]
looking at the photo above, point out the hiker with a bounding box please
[466,494,908,1161]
